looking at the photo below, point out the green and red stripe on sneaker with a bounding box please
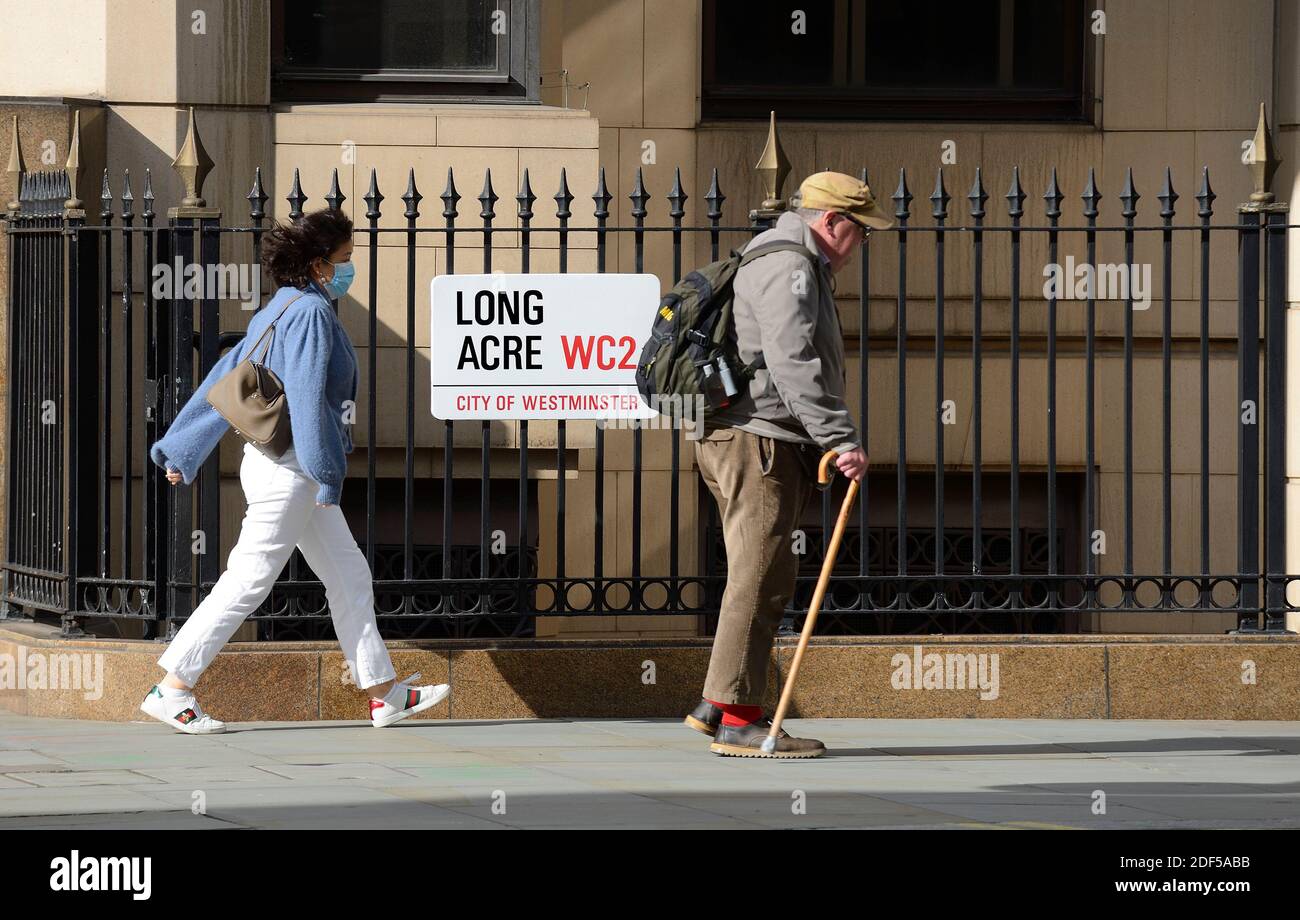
[368,673,451,728]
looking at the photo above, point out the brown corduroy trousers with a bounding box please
[694,427,815,705]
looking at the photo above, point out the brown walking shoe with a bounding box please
[709,718,826,759]
[683,698,724,736]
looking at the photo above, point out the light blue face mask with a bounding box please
[320,259,355,299]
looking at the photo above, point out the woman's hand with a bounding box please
[165,468,183,486]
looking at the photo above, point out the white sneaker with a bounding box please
[369,672,450,728]
[139,685,227,734]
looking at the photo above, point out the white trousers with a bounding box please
[158,442,396,690]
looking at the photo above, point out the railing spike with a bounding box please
[402,167,422,219]
[99,167,113,220]
[929,168,950,220]
[704,167,725,221]
[1081,167,1101,219]
[628,167,649,220]
[363,167,383,220]
[325,167,346,211]
[142,168,155,221]
[478,168,498,220]
[1195,166,1216,218]
[1119,167,1139,219]
[120,169,134,219]
[891,168,912,220]
[968,167,987,219]
[440,167,460,219]
[1043,167,1063,220]
[592,165,612,220]
[667,166,688,220]
[1157,166,1178,219]
[517,167,536,221]
[286,167,306,220]
[753,110,790,214]
[247,166,268,222]
[6,114,25,211]
[554,167,573,219]
[1246,101,1280,204]
[170,105,214,209]
[1005,165,1025,218]
[64,109,83,210]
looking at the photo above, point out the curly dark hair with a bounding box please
[260,208,354,289]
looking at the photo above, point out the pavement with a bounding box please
[1,710,1299,829]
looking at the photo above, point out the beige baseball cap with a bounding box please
[797,171,895,230]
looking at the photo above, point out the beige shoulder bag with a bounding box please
[205,293,305,459]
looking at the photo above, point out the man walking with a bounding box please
[685,172,893,758]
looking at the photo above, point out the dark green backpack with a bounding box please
[634,241,815,419]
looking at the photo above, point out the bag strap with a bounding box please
[727,241,818,377]
[246,292,306,365]
[691,242,815,344]
[736,240,818,267]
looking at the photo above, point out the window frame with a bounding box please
[270,0,541,104]
[700,0,1095,123]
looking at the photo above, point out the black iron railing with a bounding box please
[1,152,1294,637]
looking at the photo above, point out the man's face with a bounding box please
[814,211,867,274]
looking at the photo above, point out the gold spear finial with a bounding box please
[64,109,82,210]
[6,114,25,211]
[1247,102,1281,205]
[754,110,791,214]
[171,106,214,208]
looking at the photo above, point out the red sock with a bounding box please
[707,698,763,727]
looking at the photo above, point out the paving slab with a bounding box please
[0,812,238,830]
[7,770,163,788]
[0,786,172,817]
[0,750,64,767]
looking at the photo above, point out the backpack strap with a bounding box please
[731,241,819,378]
[695,242,816,346]
[737,240,818,267]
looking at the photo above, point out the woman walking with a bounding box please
[142,208,449,734]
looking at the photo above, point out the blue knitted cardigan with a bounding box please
[149,280,358,504]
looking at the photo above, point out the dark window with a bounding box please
[702,0,1092,121]
[271,0,539,103]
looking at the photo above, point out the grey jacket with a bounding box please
[709,211,860,455]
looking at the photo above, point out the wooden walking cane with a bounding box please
[762,449,860,754]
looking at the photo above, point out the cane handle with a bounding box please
[817,450,839,486]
